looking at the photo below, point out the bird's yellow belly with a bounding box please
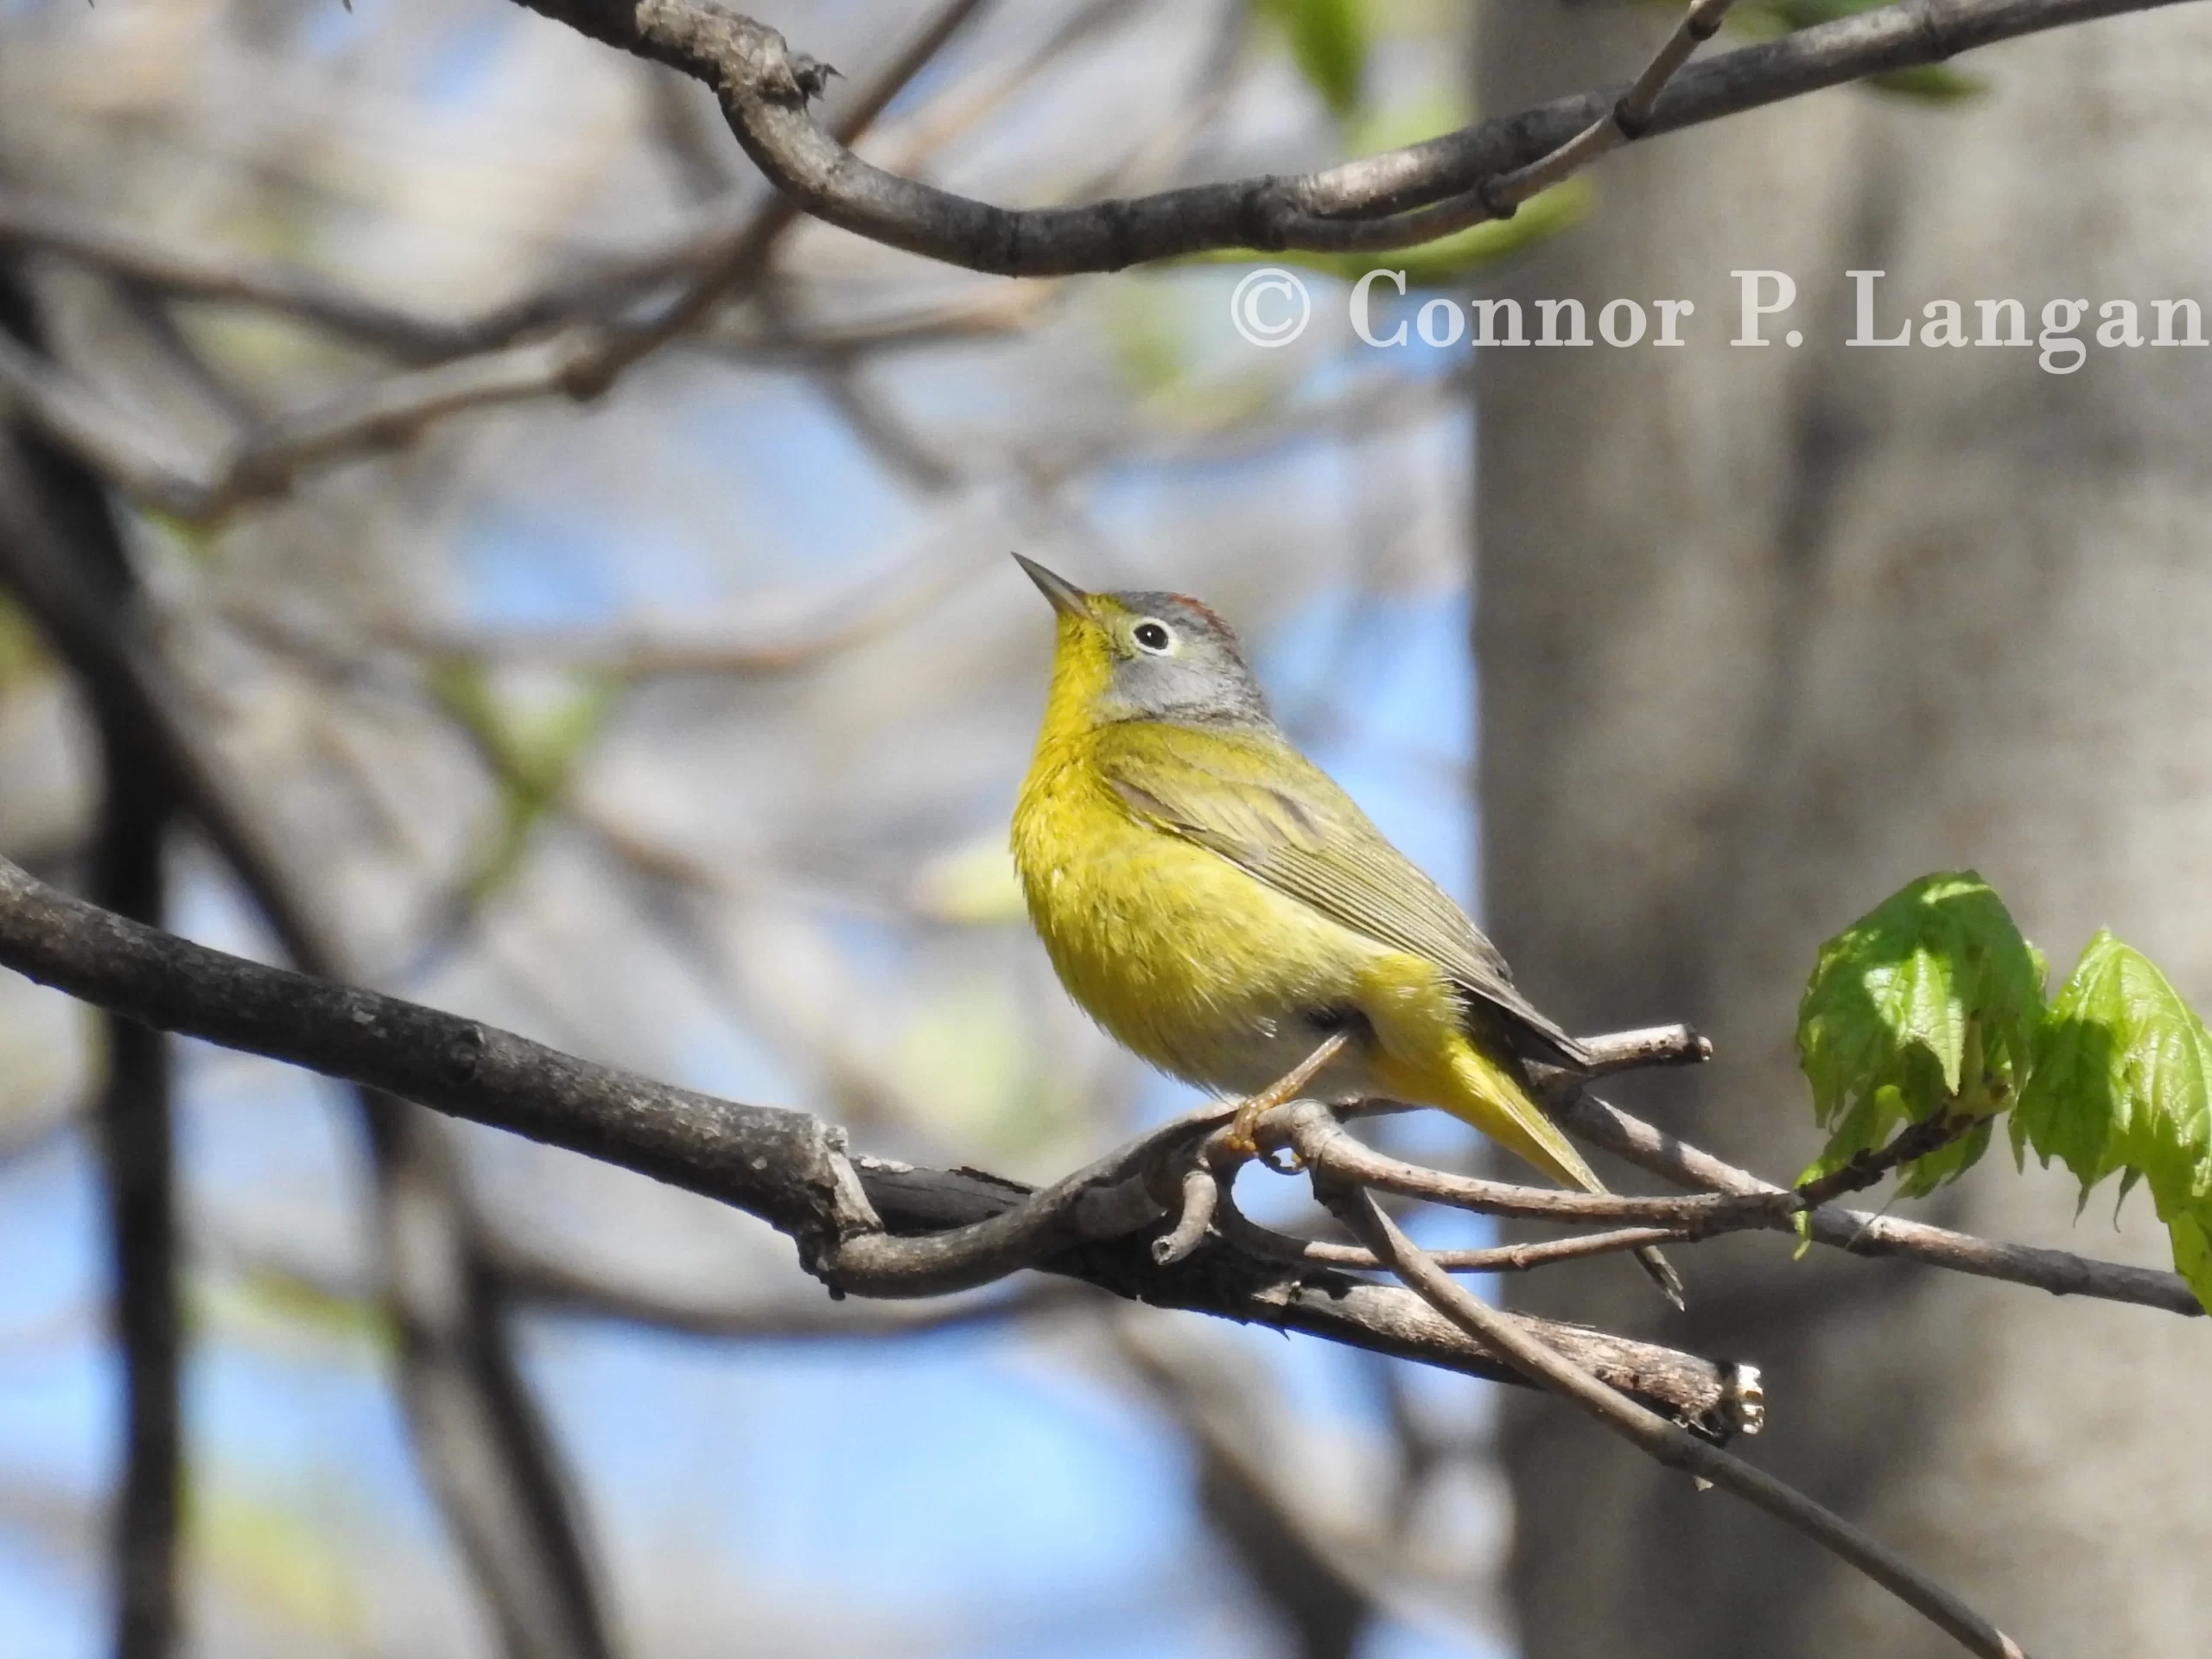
[1014,762,1402,1097]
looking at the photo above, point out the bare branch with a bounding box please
[0,853,1756,1431]
[1573,1022,1714,1074]
[1478,0,1739,217]
[1286,1108,1789,1229]
[0,329,207,515]
[0,194,474,360]
[0,0,2187,525]
[511,0,2188,273]
[1321,1180,2030,1659]
[0,443,618,1659]
[0,0,997,521]
[1212,1192,1682,1275]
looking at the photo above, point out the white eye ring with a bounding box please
[1132,620,1173,652]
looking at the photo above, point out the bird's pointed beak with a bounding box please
[1013,553,1093,621]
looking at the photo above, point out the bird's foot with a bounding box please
[1217,1033,1347,1160]
[1222,1098,1267,1160]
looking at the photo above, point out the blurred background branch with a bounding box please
[0,276,616,1659]
[0,261,185,1659]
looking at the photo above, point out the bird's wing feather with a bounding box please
[1097,728,1591,1069]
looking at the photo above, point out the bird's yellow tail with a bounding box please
[1440,1031,1604,1190]
[1440,1032,1687,1309]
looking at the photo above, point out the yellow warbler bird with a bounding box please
[1008,556,1681,1306]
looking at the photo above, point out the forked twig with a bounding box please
[1277,0,1743,251]
[1482,0,1739,214]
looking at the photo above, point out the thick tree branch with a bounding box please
[0,854,1756,1434]
[512,0,2188,274]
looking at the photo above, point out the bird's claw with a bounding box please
[1220,1099,1266,1160]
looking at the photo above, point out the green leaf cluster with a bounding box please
[1796,872,2041,1197]
[1796,875,2212,1310]
[2012,934,2212,1290]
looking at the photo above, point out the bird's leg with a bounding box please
[1223,1033,1348,1158]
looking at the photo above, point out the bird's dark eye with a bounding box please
[1133,621,1172,652]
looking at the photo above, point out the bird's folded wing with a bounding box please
[1098,732,1591,1069]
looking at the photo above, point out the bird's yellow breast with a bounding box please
[1013,729,1380,1092]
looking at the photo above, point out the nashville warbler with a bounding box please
[1008,556,1681,1307]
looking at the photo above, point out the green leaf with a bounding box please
[1257,0,1368,120]
[2171,1210,2212,1315]
[1896,1119,1993,1199]
[1795,871,2044,1191]
[2013,931,2212,1313]
[2014,931,2212,1200]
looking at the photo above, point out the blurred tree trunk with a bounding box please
[1473,10,2212,1656]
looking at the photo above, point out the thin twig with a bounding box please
[1481,0,1739,215]
[1560,1094,2204,1318]
[0,193,475,359]
[1284,1108,1788,1229]
[1573,1022,1713,1074]
[1795,1109,1983,1207]
[1244,0,1743,251]
[1152,1163,1223,1267]
[1213,1192,1682,1275]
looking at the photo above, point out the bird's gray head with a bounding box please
[1014,554,1273,728]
